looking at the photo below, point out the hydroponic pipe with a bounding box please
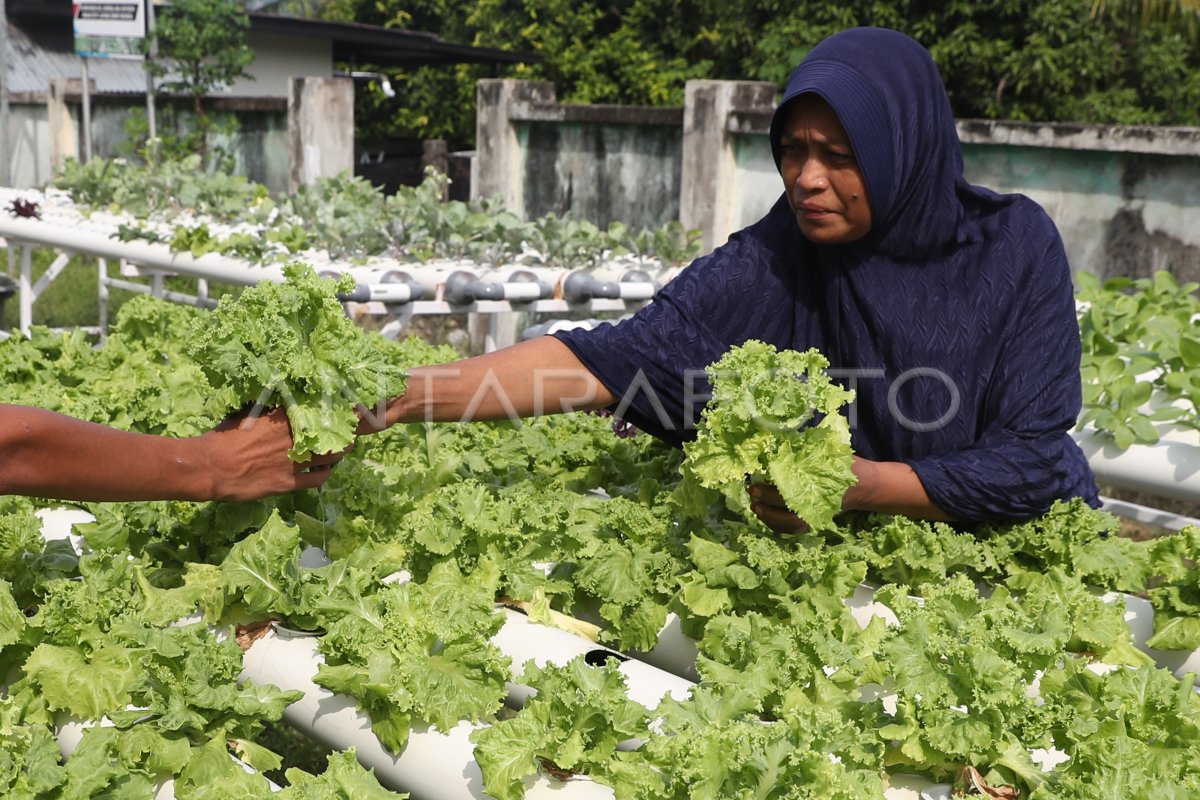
[628,582,900,683]
[55,714,282,796]
[240,630,616,800]
[1105,592,1200,681]
[561,270,657,302]
[0,214,288,287]
[1,215,420,327]
[492,607,694,711]
[1071,427,1200,504]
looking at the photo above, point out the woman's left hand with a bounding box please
[747,482,809,533]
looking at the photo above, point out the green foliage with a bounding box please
[56,160,703,268]
[315,559,510,752]
[144,0,255,162]
[1075,270,1200,448]
[681,341,856,531]
[6,287,1200,797]
[470,657,650,800]
[317,0,1200,146]
[54,155,272,222]
[1092,0,1200,38]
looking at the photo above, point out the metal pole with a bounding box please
[144,0,157,150]
[80,57,92,163]
[98,257,109,342]
[0,0,11,186]
[18,243,31,335]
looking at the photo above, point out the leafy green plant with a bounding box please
[55,156,271,222]
[681,341,856,531]
[6,288,1200,798]
[1076,270,1200,448]
[187,264,408,460]
[58,159,698,269]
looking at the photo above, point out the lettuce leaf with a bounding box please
[683,341,856,531]
[188,263,407,460]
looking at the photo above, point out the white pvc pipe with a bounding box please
[1072,427,1200,504]
[1099,495,1200,531]
[55,712,281,796]
[625,613,699,682]
[886,774,952,800]
[240,630,614,800]
[629,583,900,683]
[492,608,694,711]
[1104,592,1200,680]
[0,215,287,288]
[35,507,95,553]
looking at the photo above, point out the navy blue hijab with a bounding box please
[555,28,1098,521]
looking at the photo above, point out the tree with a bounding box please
[315,0,1200,146]
[1090,0,1200,35]
[145,0,256,161]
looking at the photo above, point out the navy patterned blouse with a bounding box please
[554,27,1099,522]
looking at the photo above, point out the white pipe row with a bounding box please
[55,713,281,797]
[1071,426,1200,505]
[0,214,287,287]
[1107,591,1200,679]
[492,607,693,710]
[240,629,616,800]
[0,202,677,317]
[1099,495,1200,531]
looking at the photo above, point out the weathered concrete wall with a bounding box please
[519,120,681,227]
[287,76,354,192]
[680,81,776,252]
[732,131,783,234]
[477,79,683,229]
[41,82,290,193]
[958,121,1200,284]
[477,79,1200,281]
[5,103,50,189]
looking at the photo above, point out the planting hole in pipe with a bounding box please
[584,648,628,667]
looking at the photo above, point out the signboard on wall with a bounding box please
[73,0,147,59]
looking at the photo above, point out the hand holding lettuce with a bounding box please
[189,264,407,462]
[681,341,856,531]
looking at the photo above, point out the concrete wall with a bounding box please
[679,81,776,252]
[6,103,50,189]
[957,121,1200,284]
[519,119,682,228]
[287,76,354,192]
[476,80,684,229]
[477,79,1200,282]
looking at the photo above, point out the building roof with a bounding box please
[7,18,149,96]
[247,13,535,68]
[4,2,536,98]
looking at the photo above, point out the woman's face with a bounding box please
[779,95,872,245]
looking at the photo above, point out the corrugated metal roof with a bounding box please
[3,9,536,99]
[7,20,149,96]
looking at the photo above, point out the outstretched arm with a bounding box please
[0,404,341,503]
[362,336,617,430]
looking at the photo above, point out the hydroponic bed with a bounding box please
[2,269,1199,799]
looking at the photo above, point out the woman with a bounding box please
[0,405,341,502]
[364,27,1098,527]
